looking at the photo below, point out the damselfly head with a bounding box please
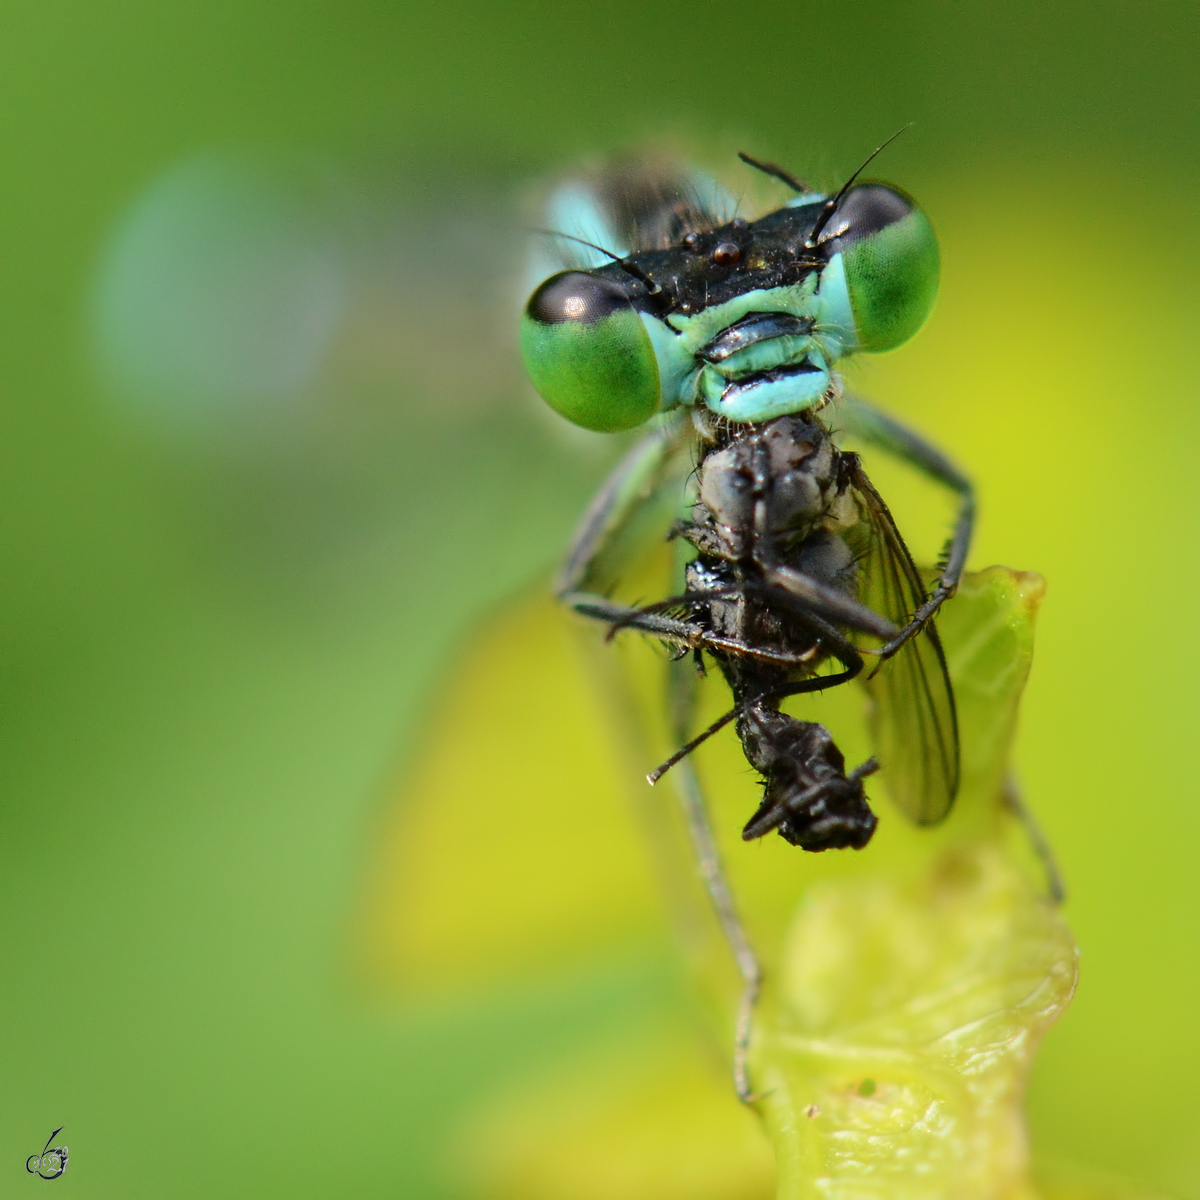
[522,154,939,432]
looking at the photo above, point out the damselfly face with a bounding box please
[521,166,939,430]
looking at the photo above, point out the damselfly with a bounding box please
[520,144,974,1099]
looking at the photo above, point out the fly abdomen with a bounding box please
[738,705,878,851]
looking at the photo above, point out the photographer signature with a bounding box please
[25,1128,68,1180]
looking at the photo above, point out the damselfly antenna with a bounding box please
[737,151,810,195]
[804,124,912,250]
[534,228,671,304]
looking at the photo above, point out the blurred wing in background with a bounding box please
[92,150,527,455]
[88,151,644,602]
[526,156,738,287]
[88,151,739,591]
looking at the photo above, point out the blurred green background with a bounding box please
[3,1,1199,1195]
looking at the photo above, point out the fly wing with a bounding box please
[844,458,960,825]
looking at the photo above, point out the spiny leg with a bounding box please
[649,591,868,783]
[1002,774,1066,904]
[607,581,896,645]
[665,655,763,1104]
[648,660,863,785]
[575,596,820,673]
[571,595,705,645]
[582,581,866,681]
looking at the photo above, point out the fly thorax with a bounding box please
[692,417,839,561]
[760,418,839,544]
[792,529,859,596]
[695,443,755,559]
[684,558,742,639]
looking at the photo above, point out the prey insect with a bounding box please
[520,146,974,1100]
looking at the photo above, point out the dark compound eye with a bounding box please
[820,182,940,353]
[526,271,635,325]
[823,183,916,251]
[520,270,662,432]
[712,242,742,267]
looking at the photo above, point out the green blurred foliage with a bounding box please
[2,0,1199,1196]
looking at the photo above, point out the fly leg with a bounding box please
[569,595,709,646]
[604,586,834,670]
[665,656,764,1105]
[574,593,827,671]
[757,562,897,641]
[837,394,975,658]
[648,606,867,784]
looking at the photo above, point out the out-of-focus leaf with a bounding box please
[452,1027,774,1200]
[353,590,669,992]
[358,568,1178,1200]
[754,569,1078,1199]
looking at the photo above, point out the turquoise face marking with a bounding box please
[659,277,854,419]
[522,168,939,430]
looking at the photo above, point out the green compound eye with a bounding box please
[520,271,662,433]
[828,183,940,353]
